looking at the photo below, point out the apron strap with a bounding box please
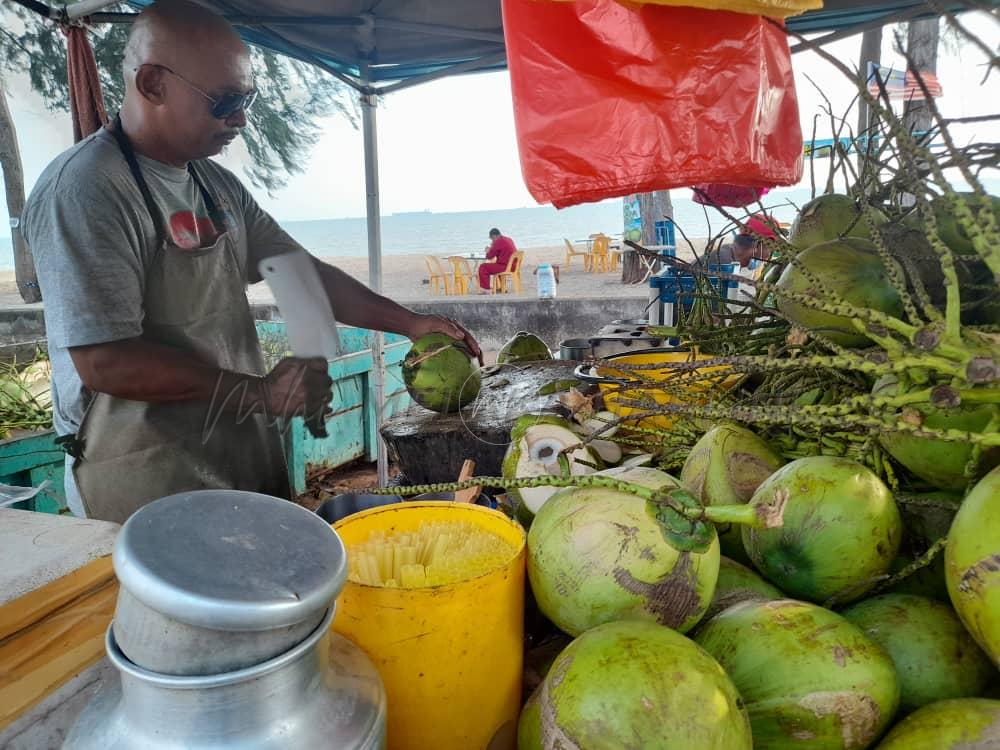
[109,114,167,241]
[186,162,227,235]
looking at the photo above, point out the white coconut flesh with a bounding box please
[573,411,620,438]
[515,424,595,514]
[621,453,655,468]
[590,439,623,465]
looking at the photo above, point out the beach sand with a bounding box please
[0,241,707,308]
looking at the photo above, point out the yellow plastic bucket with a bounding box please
[332,502,526,750]
[585,348,738,430]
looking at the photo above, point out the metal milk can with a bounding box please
[63,490,386,749]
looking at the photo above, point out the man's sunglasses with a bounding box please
[138,64,258,120]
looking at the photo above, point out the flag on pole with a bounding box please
[867,62,943,100]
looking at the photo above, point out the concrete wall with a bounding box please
[0,297,650,356]
[0,306,47,364]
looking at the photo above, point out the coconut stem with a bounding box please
[364,475,785,530]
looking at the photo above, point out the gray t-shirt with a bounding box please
[22,128,303,436]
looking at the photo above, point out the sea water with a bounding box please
[0,189,819,272]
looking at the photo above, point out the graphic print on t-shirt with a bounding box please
[169,210,221,249]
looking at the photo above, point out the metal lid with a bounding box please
[113,490,346,632]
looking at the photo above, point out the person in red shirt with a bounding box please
[478,228,517,293]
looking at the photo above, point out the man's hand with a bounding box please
[406,314,483,365]
[263,357,333,423]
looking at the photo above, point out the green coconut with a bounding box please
[789,194,888,250]
[775,238,904,347]
[401,333,481,413]
[527,468,720,635]
[841,594,993,714]
[501,414,597,526]
[743,456,902,604]
[531,620,752,749]
[874,698,1000,749]
[946,465,1000,666]
[926,193,1000,256]
[680,424,784,564]
[694,599,899,750]
[517,686,543,750]
[704,556,784,620]
[874,375,1000,491]
[496,330,552,364]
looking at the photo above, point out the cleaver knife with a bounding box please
[258,251,340,437]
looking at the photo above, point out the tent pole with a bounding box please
[361,81,389,487]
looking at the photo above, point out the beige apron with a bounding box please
[71,119,290,523]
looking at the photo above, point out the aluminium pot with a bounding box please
[558,338,594,360]
[110,490,346,676]
[63,607,387,750]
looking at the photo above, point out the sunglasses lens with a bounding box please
[213,90,258,119]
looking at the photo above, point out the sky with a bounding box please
[2,11,999,237]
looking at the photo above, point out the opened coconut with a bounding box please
[401,333,480,413]
[874,375,1000,491]
[502,414,597,525]
[524,620,752,749]
[527,467,720,635]
[694,599,899,750]
[743,456,902,603]
[842,594,993,713]
[680,424,784,563]
[775,238,904,347]
[946,465,1000,666]
[705,556,783,620]
[496,331,552,364]
[873,698,1000,749]
[789,194,887,250]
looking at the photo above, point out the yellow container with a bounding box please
[595,348,738,430]
[332,502,526,750]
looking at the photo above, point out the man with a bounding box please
[477,228,517,293]
[21,0,481,523]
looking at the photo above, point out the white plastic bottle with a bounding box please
[537,263,557,300]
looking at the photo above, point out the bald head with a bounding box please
[124,0,246,76]
[120,0,253,165]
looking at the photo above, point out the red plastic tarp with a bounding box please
[503,0,805,208]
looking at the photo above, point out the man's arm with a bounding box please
[70,338,331,419]
[310,259,483,363]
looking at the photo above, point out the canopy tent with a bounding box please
[12,0,964,484]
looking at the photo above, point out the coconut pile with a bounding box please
[394,175,1000,747]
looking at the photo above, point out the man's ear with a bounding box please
[134,65,168,106]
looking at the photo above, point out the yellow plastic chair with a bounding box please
[564,238,591,269]
[447,256,476,295]
[589,235,611,273]
[491,251,524,294]
[424,256,453,295]
[608,240,622,272]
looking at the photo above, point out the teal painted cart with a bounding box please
[0,430,67,513]
[0,324,412,512]
[257,322,413,495]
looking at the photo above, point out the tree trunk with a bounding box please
[903,18,940,136]
[622,190,675,283]
[638,190,674,246]
[380,360,585,485]
[0,74,41,304]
